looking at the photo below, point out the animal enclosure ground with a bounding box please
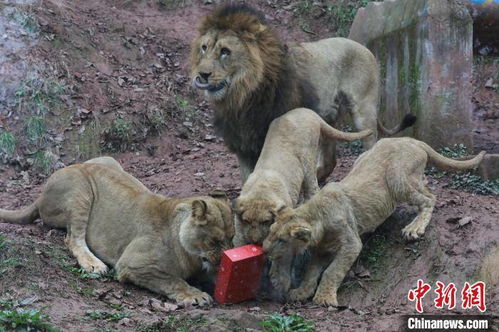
[0,1,498,331]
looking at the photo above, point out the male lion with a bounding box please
[190,4,415,182]
[0,157,233,306]
[263,138,485,307]
[233,108,372,246]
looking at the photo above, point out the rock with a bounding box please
[349,0,474,150]
[458,216,472,228]
[478,154,499,180]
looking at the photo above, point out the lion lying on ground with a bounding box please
[0,157,233,306]
[233,108,372,246]
[263,138,485,306]
[190,4,415,182]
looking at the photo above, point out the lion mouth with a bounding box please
[194,76,228,92]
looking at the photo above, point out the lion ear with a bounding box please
[290,226,311,242]
[192,199,208,224]
[209,189,228,201]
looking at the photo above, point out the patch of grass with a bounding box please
[11,8,39,33]
[174,95,198,122]
[0,258,21,274]
[158,0,189,10]
[102,118,136,152]
[325,0,371,37]
[359,235,386,270]
[139,315,207,332]
[0,130,16,156]
[25,116,46,145]
[448,173,499,196]
[64,266,101,280]
[84,310,130,322]
[439,143,468,159]
[0,308,58,332]
[68,280,95,297]
[0,235,7,250]
[32,150,55,174]
[16,79,65,115]
[262,313,316,332]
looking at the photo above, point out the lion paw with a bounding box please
[80,258,109,275]
[176,290,212,307]
[312,292,338,307]
[402,222,426,241]
[288,287,314,302]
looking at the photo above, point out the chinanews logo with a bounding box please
[470,0,499,4]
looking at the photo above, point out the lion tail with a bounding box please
[320,122,373,142]
[378,113,417,136]
[417,141,486,171]
[0,198,40,224]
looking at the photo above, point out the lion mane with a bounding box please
[194,4,319,166]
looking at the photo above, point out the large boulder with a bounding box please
[349,0,474,150]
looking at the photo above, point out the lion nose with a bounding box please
[199,72,212,82]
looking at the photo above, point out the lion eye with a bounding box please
[220,47,231,57]
[201,45,207,53]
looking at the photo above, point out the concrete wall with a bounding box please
[349,0,474,150]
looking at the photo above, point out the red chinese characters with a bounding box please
[408,280,487,313]
[408,279,432,313]
[462,281,487,312]
[434,281,457,309]
[214,244,265,304]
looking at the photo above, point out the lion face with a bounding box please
[233,198,285,245]
[180,196,234,269]
[190,29,264,102]
[262,207,312,261]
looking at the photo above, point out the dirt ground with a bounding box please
[0,1,498,331]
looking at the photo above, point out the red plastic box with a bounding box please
[214,244,265,304]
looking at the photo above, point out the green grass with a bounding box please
[262,313,316,332]
[77,119,102,161]
[0,308,58,332]
[102,118,135,152]
[438,143,469,159]
[84,310,130,322]
[0,258,21,274]
[11,8,39,33]
[139,315,207,332]
[0,235,6,250]
[359,235,386,270]
[425,144,499,196]
[68,280,96,297]
[32,150,54,174]
[25,116,46,144]
[448,173,499,196]
[0,130,16,156]
[16,79,64,115]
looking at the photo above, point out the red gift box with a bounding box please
[214,244,265,304]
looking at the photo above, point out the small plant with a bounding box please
[0,258,20,274]
[84,310,130,322]
[0,130,16,156]
[11,8,39,33]
[16,79,64,115]
[359,235,386,269]
[439,143,468,159]
[158,0,188,9]
[0,235,7,250]
[64,266,101,280]
[25,116,46,145]
[0,308,58,332]
[68,281,95,297]
[102,118,135,152]
[32,150,55,174]
[448,173,499,196]
[326,0,371,37]
[262,313,315,332]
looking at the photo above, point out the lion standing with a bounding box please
[190,4,415,182]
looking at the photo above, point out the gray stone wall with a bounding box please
[349,0,474,150]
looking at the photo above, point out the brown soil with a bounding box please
[0,1,498,331]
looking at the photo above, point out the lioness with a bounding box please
[191,4,415,182]
[263,138,485,306]
[0,157,233,306]
[233,108,372,246]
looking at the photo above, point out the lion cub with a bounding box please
[0,157,233,306]
[233,108,372,246]
[263,137,485,306]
